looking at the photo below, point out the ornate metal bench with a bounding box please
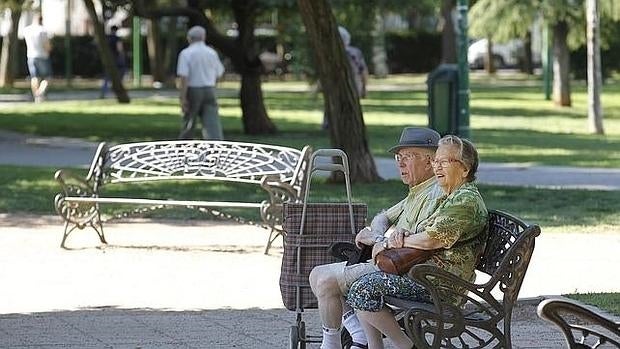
[54,140,312,253]
[388,209,541,348]
[537,298,620,348]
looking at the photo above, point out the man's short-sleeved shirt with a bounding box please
[177,42,224,87]
[383,177,443,232]
[24,24,49,59]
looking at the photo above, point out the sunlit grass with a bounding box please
[1,73,620,167]
[2,165,619,234]
[566,293,620,315]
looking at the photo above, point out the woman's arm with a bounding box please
[386,229,446,250]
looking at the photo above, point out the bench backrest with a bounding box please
[86,141,311,191]
[476,209,541,312]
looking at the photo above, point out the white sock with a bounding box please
[343,310,368,346]
[321,326,342,349]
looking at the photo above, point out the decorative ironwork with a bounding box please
[393,210,541,348]
[53,140,312,252]
[104,141,304,184]
[537,298,620,349]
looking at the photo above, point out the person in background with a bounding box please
[176,25,225,140]
[100,25,126,99]
[23,14,51,103]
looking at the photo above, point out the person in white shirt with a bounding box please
[176,26,225,140]
[23,15,51,103]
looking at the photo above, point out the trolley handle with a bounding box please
[299,149,356,236]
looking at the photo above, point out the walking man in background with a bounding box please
[177,25,225,140]
[24,14,51,103]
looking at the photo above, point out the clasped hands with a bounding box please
[355,226,410,260]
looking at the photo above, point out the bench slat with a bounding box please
[64,197,263,208]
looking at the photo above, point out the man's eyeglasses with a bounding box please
[394,153,422,163]
[431,158,464,168]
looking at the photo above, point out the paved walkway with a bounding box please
[1,214,619,348]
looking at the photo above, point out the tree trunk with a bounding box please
[163,17,177,86]
[232,0,276,134]
[523,31,534,75]
[441,0,457,64]
[297,0,380,183]
[240,71,276,133]
[484,37,496,74]
[586,0,604,134]
[146,18,166,84]
[552,20,571,107]
[0,6,22,88]
[83,0,130,103]
[371,11,388,78]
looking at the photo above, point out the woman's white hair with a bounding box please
[438,135,479,182]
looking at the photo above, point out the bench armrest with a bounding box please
[55,169,97,197]
[259,175,299,228]
[537,298,620,348]
[54,169,100,226]
[396,263,505,348]
[408,263,503,319]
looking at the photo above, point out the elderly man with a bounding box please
[309,127,443,349]
[177,25,225,140]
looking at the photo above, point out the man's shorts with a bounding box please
[27,58,51,79]
[336,261,380,295]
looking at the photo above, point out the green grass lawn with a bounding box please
[1,73,619,167]
[2,165,618,234]
[566,292,620,316]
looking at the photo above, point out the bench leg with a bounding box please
[92,210,107,245]
[264,228,282,255]
[60,220,79,249]
[59,211,107,248]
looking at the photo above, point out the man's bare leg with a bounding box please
[36,79,49,99]
[309,263,345,325]
[310,262,370,349]
[30,77,40,100]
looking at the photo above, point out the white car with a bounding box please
[468,38,522,69]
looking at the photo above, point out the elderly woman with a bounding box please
[346,135,488,349]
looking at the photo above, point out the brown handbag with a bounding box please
[375,247,435,275]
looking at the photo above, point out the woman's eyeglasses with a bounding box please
[431,158,464,168]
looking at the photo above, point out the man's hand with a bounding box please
[355,227,381,249]
[371,242,386,261]
[387,227,408,249]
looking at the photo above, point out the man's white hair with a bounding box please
[187,26,206,42]
[338,26,351,46]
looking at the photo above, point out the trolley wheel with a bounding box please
[289,325,300,349]
[299,321,306,349]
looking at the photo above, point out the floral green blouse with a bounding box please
[419,181,488,302]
